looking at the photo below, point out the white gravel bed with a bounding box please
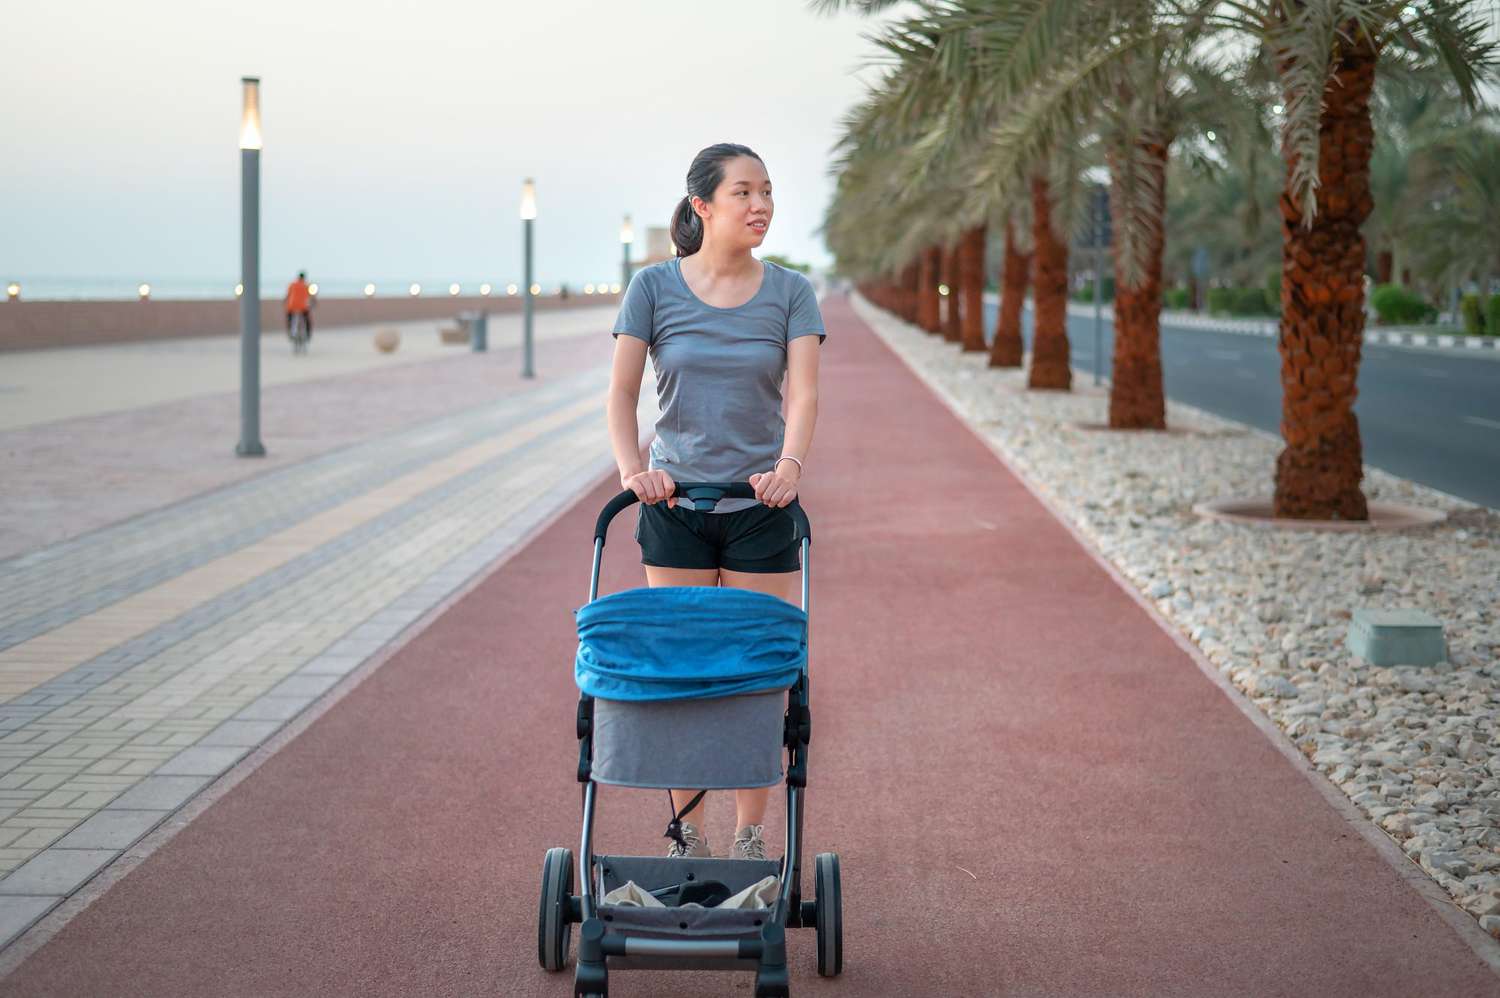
[854,294,1500,934]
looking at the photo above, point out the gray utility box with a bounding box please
[1347,608,1447,667]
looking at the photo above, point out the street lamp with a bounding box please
[6,283,19,302]
[236,75,265,457]
[520,178,537,378]
[620,214,634,291]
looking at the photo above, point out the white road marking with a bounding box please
[1463,416,1500,431]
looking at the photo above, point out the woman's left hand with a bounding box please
[749,463,800,508]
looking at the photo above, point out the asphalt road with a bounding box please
[984,302,1500,509]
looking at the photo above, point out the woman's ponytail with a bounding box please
[671,195,703,257]
[670,142,763,258]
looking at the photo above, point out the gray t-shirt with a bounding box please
[613,256,826,512]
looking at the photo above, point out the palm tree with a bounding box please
[1029,174,1073,388]
[1226,2,1496,518]
[989,214,1029,367]
[959,223,989,351]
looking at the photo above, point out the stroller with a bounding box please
[538,483,843,997]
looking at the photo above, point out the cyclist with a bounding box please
[284,272,314,347]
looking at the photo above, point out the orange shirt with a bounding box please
[285,279,311,312]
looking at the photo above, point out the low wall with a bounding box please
[0,292,621,352]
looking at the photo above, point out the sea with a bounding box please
[2,274,618,301]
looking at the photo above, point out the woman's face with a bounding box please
[695,155,773,251]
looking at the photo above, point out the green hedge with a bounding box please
[1369,284,1436,325]
[1486,295,1500,337]
[1461,294,1486,335]
[1071,276,1115,303]
[1204,286,1277,317]
[1163,287,1190,310]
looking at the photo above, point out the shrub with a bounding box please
[1071,276,1114,303]
[1486,295,1500,337]
[1369,284,1434,325]
[1230,287,1273,316]
[1265,269,1282,309]
[1206,287,1233,315]
[1163,287,1189,310]
[1461,293,1486,335]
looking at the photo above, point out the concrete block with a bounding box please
[0,896,58,947]
[0,849,116,896]
[1347,608,1447,667]
[55,809,167,850]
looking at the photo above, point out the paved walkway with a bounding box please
[0,296,1497,995]
[0,308,653,945]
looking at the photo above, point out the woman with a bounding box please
[605,142,825,862]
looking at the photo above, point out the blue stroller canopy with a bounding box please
[575,586,807,702]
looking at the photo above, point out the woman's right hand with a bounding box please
[622,469,677,508]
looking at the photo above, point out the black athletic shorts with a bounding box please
[635,502,801,574]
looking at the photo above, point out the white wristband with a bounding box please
[775,455,803,475]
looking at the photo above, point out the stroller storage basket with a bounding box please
[591,690,787,789]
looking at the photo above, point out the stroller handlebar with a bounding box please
[593,482,811,545]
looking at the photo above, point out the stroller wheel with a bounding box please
[538,847,575,971]
[814,852,842,977]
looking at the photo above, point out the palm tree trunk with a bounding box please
[990,219,1027,367]
[1029,175,1071,389]
[904,261,920,324]
[1108,140,1168,429]
[918,245,941,333]
[1375,249,1393,285]
[941,244,963,342]
[959,224,988,351]
[1274,28,1376,520]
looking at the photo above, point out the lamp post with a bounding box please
[236,76,266,457]
[620,214,634,292]
[520,178,536,378]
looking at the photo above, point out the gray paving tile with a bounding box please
[107,775,212,811]
[0,895,59,947]
[55,809,168,850]
[197,719,282,747]
[265,674,340,701]
[234,695,312,723]
[154,746,249,777]
[0,849,117,896]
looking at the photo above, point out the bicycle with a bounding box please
[288,311,310,354]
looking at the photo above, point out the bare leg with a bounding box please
[719,568,801,830]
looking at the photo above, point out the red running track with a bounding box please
[4,295,1497,997]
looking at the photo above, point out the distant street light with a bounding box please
[520,178,537,378]
[506,283,518,296]
[235,283,244,297]
[236,75,265,458]
[480,283,492,296]
[6,283,20,301]
[138,283,152,301]
[449,283,461,296]
[621,213,634,290]
[364,283,376,297]
[409,283,421,296]
[308,282,319,297]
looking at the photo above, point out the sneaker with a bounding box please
[666,821,711,858]
[731,824,767,861]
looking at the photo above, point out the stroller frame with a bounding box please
[540,483,840,998]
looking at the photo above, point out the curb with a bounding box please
[979,292,1500,353]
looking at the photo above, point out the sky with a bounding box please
[1,0,902,295]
